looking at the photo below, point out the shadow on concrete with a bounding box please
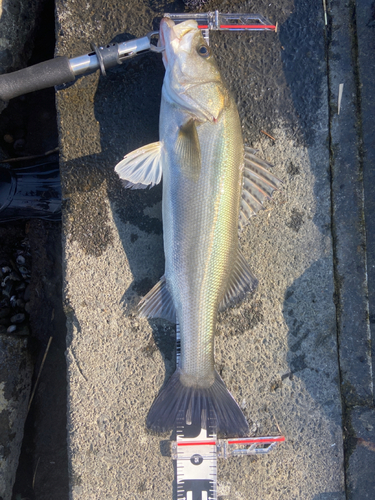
[91,36,172,384]
[279,0,343,421]
[282,258,341,421]
[59,28,175,403]
[279,0,327,149]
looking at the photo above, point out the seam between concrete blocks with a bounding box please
[324,7,349,497]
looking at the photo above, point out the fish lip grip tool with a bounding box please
[166,11,276,31]
[0,31,160,102]
[0,11,276,102]
[166,11,276,45]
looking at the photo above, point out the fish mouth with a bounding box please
[158,18,175,51]
[158,17,198,67]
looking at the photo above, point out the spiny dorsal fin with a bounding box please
[239,147,282,228]
[219,250,258,311]
[115,142,163,189]
[138,275,176,323]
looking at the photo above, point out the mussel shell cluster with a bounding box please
[0,238,31,336]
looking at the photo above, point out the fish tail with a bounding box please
[147,370,249,436]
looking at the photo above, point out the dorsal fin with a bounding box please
[240,147,282,229]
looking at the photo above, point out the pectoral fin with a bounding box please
[115,142,163,189]
[138,275,176,323]
[176,120,201,181]
[239,147,282,230]
[219,250,258,311]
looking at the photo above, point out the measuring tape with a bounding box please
[173,323,285,500]
[175,409,217,500]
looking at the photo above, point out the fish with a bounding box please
[115,18,281,435]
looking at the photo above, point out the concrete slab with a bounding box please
[356,0,375,402]
[327,1,375,497]
[56,0,345,498]
[328,0,373,408]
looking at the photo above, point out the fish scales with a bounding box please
[162,96,243,388]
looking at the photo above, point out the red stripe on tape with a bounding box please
[228,436,285,445]
[198,25,276,30]
[177,440,216,447]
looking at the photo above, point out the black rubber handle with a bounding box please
[0,57,76,101]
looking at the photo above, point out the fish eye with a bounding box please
[197,45,210,57]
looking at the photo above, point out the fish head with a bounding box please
[159,17,229,122]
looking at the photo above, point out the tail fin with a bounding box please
[147,370,249,436]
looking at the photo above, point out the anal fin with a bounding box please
[219,250,258,311]
[138,275,176,323]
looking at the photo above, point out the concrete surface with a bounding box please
[328,0,372,409]
[327,2,375,499]
[356,0,375,401]
[346,407,375,499]
[54,0,373,499]
[345,2,375,498]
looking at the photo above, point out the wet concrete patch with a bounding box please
[286,208,305,232]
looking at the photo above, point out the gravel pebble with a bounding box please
[11,313,25,324]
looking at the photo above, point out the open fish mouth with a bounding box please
[158,18,198,67]
[159,17,197,45]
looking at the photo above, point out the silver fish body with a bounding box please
[161,94,243,389]
[115,18,281,434]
